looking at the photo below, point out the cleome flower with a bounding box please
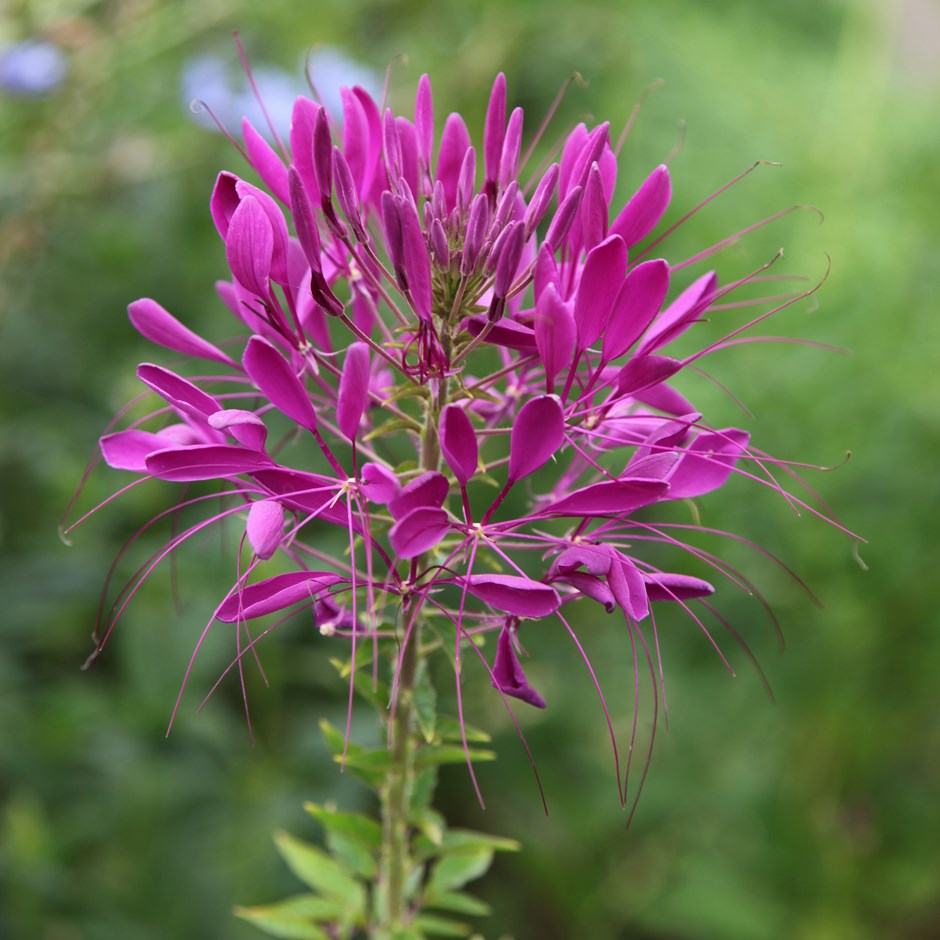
[68,67,851,808]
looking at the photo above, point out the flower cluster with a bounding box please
[75,70,836,803]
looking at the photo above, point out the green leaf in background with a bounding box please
[304,802,382,879]
[414,660,437,744]
[411,913,473,937]
[233,894,339,939]
[425,850,495,898]
[421,892,492,917]
[414,746,496,770]
[273,831,367,918]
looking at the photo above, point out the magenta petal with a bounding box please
[554,571,616,612]
[553,544,612,576]
[483,72,507,186]
[246,499,285,560]
[624,451,680,481]
[614,355,683,397]
[610,164,672,248]
[573,234,628,352]
[225,195,273,297]
[440,404,478,485]
[128,298,236,368]
[234,179,291,286]
[251,468,359,532]
[100,430,171,472]
[465,315,537,351]
[388,471,449,520]
[534,283,576,390]
[666,428,750,499]
[209,171,240,241]
[608,553,649,621]
[145,444,274,481]
[336,342,371,441]
[399,198,433,320]
[637,271,717,357]
[415,74,434,170]
[241,117,290,205]
[215,571,344,622]
[207,409,268,452]
[289,96,321,203]
[388,506,450,558]
[543,478,669,517]
[644,572,715,601]
[580,161,609,253]
[464,574,560,618]
[243,336,318,434]
[602,259,670,363]
[360,462,401,504]
[137,363,220,420]
[509,395,565,482]
[491,626,546,708]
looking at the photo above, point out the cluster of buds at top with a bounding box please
[72,68,846,804]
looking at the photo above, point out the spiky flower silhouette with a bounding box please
[69,68,846,812]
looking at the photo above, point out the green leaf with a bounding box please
[439,829,520,854]
[422,892,491,917]
[410,766,438,815]
[364,416,422,441]
[318,719,387,788]
[413,746,496,770]
[304,803,382,879]
[425,850,494,898]
[233,894,338,939]
[412,807,447,847]
[414,661,437,744]
[273,831,366,917]
[412,913,473,937]
[384,382,432,404]
[435,718,491,744]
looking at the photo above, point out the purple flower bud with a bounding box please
[289,96,321,203]
[382,108,403,187]
[493,221,525,299]
[428,218,450,267]
[456,145,477,216]
[313,106,334,206]
[461,193,490,276]
[415,73,434,173]
[581,161,609,253]
[498,107,524,192]
[544,185,583,250]
[436,114,471,211]
[483,72,507,188]
[491,625,546,708]
[524,163,560,239]
[332,146,365,240]
[225,196,274,297]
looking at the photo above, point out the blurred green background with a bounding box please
[2,0,938,937]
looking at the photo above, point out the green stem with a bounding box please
[377,348,450,936]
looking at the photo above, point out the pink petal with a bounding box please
[440,404,478,485]
[607,553,649,621]
[553,571,616,612]
[215,571,344,622]
[207,409,268,452]
[483,73,507,187]
[243,336,318,434]
[491,626,546,708]
[145,444,274,481]
[388,471,449,519]
[128,299,236,368]
[644,573,715,601]
[534,283,576,391]
[415,74,434,171]
[251,468,359,531]
[336,342,371,441]
[666,428,750,499]
[463,574,560,618]
[614,355,683,397]
[602,259,670,363]
[241,117,290,205]
[610,164,672,248]
[509,395,565,482]
[234,179,291,286]
[465,315,537,351]
[209,171,240,241]
[136,363,220,421]
[225,195,273,297]
[388,506,450,558]
[100,429,172,472]
[573,234,628,352]
[360,462,401,504]
[289,96,321,203]
[246,499,285,560]
[542,478,669,517]
[636,271,717,357]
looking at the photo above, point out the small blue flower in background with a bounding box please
[0,39,68,96]
[181,47,380,140]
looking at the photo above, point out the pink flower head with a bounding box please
[71,65,852,810]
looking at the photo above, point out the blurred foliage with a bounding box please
[2,0,939,938]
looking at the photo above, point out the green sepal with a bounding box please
[273,831,367,918]
[304,803,381,879]
[421,892,491,917]
[233,894,337,939]
[411,913,472,937]
[424,850,494,898]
